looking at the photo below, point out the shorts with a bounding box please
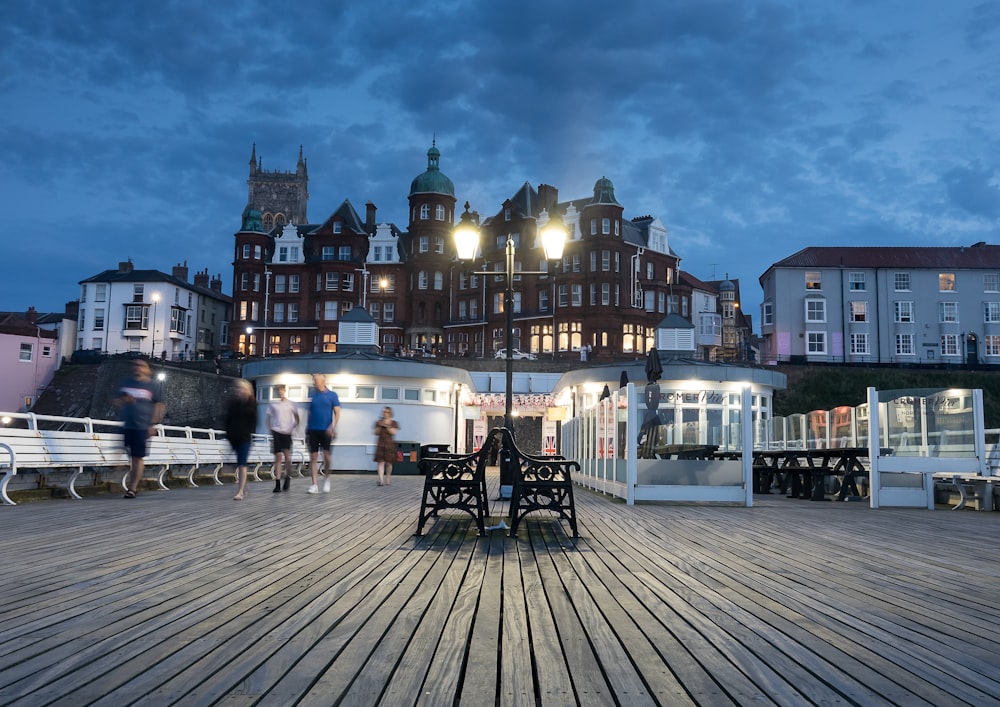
[231,441,251,467]
[123,428,149,458]
[307,429,333,453]
[272,432,293,454]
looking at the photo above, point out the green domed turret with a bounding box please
[241,204,264,232]
[409,142,455,196]
[591,176,619,205]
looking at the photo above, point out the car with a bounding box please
[494,348,537,361]
[70,349,103,364]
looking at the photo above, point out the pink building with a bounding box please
[0,309,59,412]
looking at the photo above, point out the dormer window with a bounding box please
[333,222,342,234]
[504,208,511,221]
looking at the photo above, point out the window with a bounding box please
[170,308,184,333]
[513,292,522,314]
[469,299,478,318]
[895,333,914,356]
[419,236,429,253]
[322,246,335,261]
[589,284,597,306]
[848,272,866,291]
[288,303,298,322]
[254,245,262,259]
[275,275,286,293]
[986,302,1000,323]
[420,204,430,220]
[539,290,549,311]
[434,236,444,254]
[278,246,288,262]
[418,271,428,289]
[590,219,596,235]
[324,301,338,320]
[939,301,959,323]
[939,272,956,291]
[433,272,443,290]
[601,250,610,271]
[322,333,337,352]
[573,255,581,272]
[94,308,105,331]
[133,284,144,301]
[762,302,773,326]
[333,221,342,234]
[343,273,354,291]
[504,208,511,221]
[941,334,960,356]
[95,284,107,302]
[125,305,148,330]
[849,301,867,322]
[571,284,582,306]
[985,273,1000,292]
[806,331,826,354]
[435,204,445,221]
[805,272,822,290]
[493,292,504,315]
[242,244,251,259]
[805,299,826,323]
[894,301,913,323]
[986,336,1000,356]
[384,303,394,321]
[590,252,597,272]
[289,275,300,293]
[19,343,32,362]
[601,218,610,234]
[850,333,869,355]
[325,272,339,290]
[253,273,260,292]
[601,283,610,306]
[338,246,351,261]
[273,303,285,322]
[558,285,568,307]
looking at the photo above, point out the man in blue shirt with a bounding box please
[306,373,341,493]
[115,359,165,498]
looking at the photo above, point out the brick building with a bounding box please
[230,143,736,360]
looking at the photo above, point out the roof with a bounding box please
[768,243,1000,271]
[409,143,455,197]
[79,269,231,303]
[0,313,59,338]
[658,313,694,329]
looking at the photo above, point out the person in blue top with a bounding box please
[115,359,165,498]
[306,373,341,494]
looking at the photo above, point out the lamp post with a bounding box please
[245,326,253,357]
[150,292,160,358]
[454,202,567,433]
[263,268,271,358]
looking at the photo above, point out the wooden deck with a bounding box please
[1,471,999,706]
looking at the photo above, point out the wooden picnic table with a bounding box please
[752,448,875,501]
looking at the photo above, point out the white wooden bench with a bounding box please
[934,473,997,511]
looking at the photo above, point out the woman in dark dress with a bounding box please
[373,406,399,486]
[226,379,258,500]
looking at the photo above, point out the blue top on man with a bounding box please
[306,373,341,494]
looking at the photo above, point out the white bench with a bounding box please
[934,473,997,511]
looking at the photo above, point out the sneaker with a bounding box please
[307,484,319,494]
[323,478,331,493]
[282,476,290,491]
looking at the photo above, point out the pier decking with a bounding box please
[0,472,998,706]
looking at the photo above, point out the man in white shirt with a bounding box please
[266,384,300,492]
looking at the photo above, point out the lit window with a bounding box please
[805,272,822,290]
[939,273,956,291]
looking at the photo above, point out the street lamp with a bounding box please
[245,326,253,357]
[150,292,160,358]
[454,202,567,433]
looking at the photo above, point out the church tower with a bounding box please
[246,144,309,231]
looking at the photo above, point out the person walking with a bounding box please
[226,379,258,501]
[115,359,165,498]
[266,383,300,492]
[306,373,341,494]
[373,407,400,487]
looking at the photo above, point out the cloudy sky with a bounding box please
[2,0,998,330]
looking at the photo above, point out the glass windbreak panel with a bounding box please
[769,416,787,449]
[786,414,807,448]
[830,406,854,448]
[878,388,976,457]
[856,404,870,449]
[806,410,828,449]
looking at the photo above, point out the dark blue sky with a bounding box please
[2,1,998,330]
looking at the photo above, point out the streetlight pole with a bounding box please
[150,292,160,358]
[263,268,271,358]
[454,202,567,434]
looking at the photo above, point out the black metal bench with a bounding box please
[414,434,496,537]
[501,428,580,539]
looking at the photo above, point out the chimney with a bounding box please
[211,273,223,292]
[365,201,377,232]
[538,184,559,212]
[193,268,210,288]
[172,261,189,282]
[25,306,37,324]
[64,301,79,319]
[118,260,134,273]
